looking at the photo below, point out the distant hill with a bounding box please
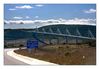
[4,24,96,40]
[4,29,33,40]
[38,24,96,37]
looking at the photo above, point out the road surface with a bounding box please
[4,48,28,65]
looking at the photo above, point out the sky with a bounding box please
[4,4,96,29]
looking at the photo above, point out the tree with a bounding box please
[19,44,24,50]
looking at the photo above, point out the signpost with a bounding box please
[27,40,38,53]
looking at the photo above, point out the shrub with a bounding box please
[19,44,24,50]
[58,46,63,49]
[64,52,70,56]
[88,40,96,47]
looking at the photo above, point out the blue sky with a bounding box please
[4,4,96,20]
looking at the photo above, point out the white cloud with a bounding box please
[8,5,33,11]
[65,18,96,25]
[8,8,16,11]
[25,16,30,19]
[35,5,44,7]
[5,18,96,27]
[84,8,96,13]
[34,16,39,18]
[40,18,96,26]
[4,20,34,24]
[13,16,23,19]
[15,5,33,9]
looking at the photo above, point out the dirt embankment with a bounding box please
[14,44,96,65]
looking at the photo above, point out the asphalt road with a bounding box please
[4,48,28,65]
